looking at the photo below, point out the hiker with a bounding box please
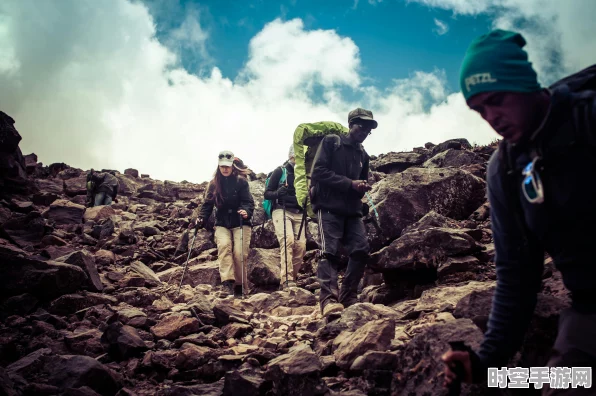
[188,150,254,298]
[87,169,119,207]
[233,157,255,180]
[310,108,376,317]
[442,29,596,394]
[264,144,307,289]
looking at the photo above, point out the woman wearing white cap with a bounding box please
[190,150,254,297]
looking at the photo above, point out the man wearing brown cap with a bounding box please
[310,108,377,317]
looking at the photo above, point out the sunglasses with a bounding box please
[218,154,233,160]
[354,123,373,135]
[521,157,544,204]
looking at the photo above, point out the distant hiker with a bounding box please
[86,169,96,207]
[87,169,119,207]
[442,29,596,394]
[233,157,253,179]
[264,144,307,289]
[189,150,254,298]
[310,108,376,317]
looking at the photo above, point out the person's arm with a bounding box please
[239,178,255,219]
[311,136,352,192]
[476,158,545,371]
[112,184,119,199]
[264,167,283,200]
[198,182,216,221]
[357,154,370,198]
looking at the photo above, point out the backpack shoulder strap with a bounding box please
[280,166,287,184]
[571,91,596,147]
[498,140,530,249]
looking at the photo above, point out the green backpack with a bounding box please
[263,166,287,219]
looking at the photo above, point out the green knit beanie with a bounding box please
[459,29,541,101]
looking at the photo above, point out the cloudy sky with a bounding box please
[1,0,594,183]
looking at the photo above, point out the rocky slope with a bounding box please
[0,114,569,396]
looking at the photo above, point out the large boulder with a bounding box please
[0,253,87,299]
[150,314,201,340]
[64,176,88,196]
[247,248,280,287]
[0,211,46,247]
[369,227,479,273]
[54,250,103,292]
[429,138,472,157]
[370,152,425,174]
[157,260,220,287]
[34,178,64,195]
[83,206,116,222]
[265,344,323,396]
[391,319,486,396]
[7,349,121,396]
[47,199,86,225]
[0,112,29,194]
[368,167,486,243]
[101,322,148,361]
[333,319,395,370]
[423,148,485,169]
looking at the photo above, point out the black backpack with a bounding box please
[499,64,596,246]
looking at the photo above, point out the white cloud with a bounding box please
[433,18,449,35]
[167,10,211,67]
[409,0,596,85]
[0,0,593,185]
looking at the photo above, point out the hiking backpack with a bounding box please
[262,166,287,219]
[499,64,596,245]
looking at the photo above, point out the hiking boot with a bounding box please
[322,301,344,318]
[221,280,234,296]
[234,285,243,299]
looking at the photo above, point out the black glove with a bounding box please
[188,217,205,230]
[276,186,288,198]
[362,202,369,217]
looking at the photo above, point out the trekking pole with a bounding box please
[446,341,471,396]
[176,226,199,295]
[239,212,245,298]
[365,192,379,220]
[297,197,308,240]
[282,198,288,287]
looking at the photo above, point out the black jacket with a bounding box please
[263,162,302,212]
[198,175,254,228]
[91,172,119,199]
[478,86,596,370]
[310,134,369,217]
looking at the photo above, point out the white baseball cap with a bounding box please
[218,150,234,166]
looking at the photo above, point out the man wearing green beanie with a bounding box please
[442,29,596,395]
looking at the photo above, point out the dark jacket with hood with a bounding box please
[198,175,254,228]
[477,86,596,372]
[310,134,369,217]
[91,172,119,198]
[263,161,302,212]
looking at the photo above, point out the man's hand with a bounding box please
[238,209,248,219]
[276,186,288,198]
[351,180,372,193]
[442,350,474,387]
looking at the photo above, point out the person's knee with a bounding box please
[217,237,232,251]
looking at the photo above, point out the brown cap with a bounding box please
[348,108,378,129]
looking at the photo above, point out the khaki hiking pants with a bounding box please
[272,209,306,283]
[214,226,251,289]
